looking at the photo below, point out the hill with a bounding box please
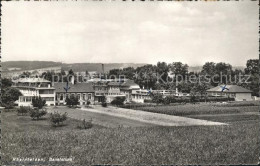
[1,61,147,73]
[1,61,62,72]
[61,63,147,73]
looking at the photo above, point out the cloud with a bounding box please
[1,1,258,66]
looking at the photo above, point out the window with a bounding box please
[77,94,81,99]
[20,96,25,102]
[42,97,54,101]
[60,94,63,100]
[88,94,92,100]
[39,90,54,94]
[83,94,86,100]
[27,97,32,102]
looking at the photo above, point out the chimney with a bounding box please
[102,64,104,74]
[71,76,75,85]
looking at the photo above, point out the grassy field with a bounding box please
[1,103,260,165]
[132,102,259,117]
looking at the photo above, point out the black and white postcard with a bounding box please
[1,0,259,165]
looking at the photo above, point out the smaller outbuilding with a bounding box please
[206,85,253,101]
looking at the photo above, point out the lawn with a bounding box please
[1,103,260,165]
[130,102,259,117]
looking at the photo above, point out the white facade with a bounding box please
[207,92,252,101]
[131,89,181,103]
[235,93,253,101]
[18,87,56,107]
[13,78,56,107]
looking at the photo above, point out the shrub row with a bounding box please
[15,106,93,129]
[144,96,235,104]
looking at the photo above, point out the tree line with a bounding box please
[14,59,259,97]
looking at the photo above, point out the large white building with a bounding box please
[12,78,56,106]
[131,89,187,103]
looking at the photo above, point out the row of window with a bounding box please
[19,96,33,102]
[210,92,236,97]
[19,96,55,102]
[39,90,54,94]
[42,97,55,101]
[58,93,92,100]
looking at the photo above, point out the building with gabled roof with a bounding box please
[53,82,95,105]
[206,84,253,101]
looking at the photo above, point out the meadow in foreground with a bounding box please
[1,103,259,165]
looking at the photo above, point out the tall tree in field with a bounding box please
[201,62,216,76]
[201,62,217,86]
[170,62,189,77]
[215,62,232,85]
[135,64,157,89]
[169,62,189,90]
[156,62,170,83]
[244,59,259,96]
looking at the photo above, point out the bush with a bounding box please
[49,111,67,127]
[111,96,126,107]
[1,101,15,109]
[17,106,30,116]
[144,99,153,103]
[190,95,196,103]
[29,107,47,120]
[206,96,235,102]
[102,102,107,107]
[163,96,176,105]
[65,96,79,107]
[151,93,164,105]
[77,118,93,129]
[32,96,46,109]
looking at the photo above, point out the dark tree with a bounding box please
[65,96,79,107]
[111,96,126,107]
[1,87,22,109]
[32,96,46,109]
[151,93,164,105]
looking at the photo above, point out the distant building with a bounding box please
[92,79,140,103]
[131,89,180,103]
[206,85,253,101]
[12,78,56,106]
[106,80,140,103]
[54,82,95,105]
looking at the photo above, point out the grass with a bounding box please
[2,120,259,165]
[1,110,103,133]
[1,103,260,165]
[132,103,259,116]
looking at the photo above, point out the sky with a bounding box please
[2,1,258,66]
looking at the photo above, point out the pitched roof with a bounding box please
[107,80,139,87]
[206,85,252,93]
[107,82,121,86]
[13,78,50,83]
[122,80,139,87]
[54,82,94,93]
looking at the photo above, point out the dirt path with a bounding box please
[47,106,157,128]
[80,105,227,126]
